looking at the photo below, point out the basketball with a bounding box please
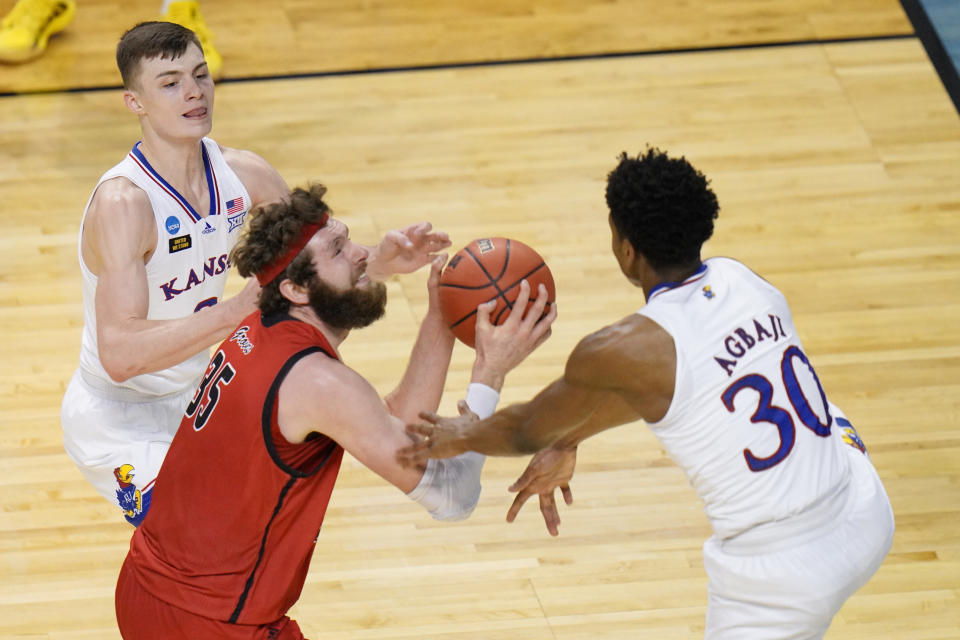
[438,237,555,348]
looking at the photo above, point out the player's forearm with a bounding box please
[97,302,246,382]
[457,403,549,455]
[468,351,507,392]
[457,409,579,457]
[461,378,629,455]
[541,387,642,450]
[385,311,455,423]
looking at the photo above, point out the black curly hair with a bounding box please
[231,184,331,316]
[605,148,719,272]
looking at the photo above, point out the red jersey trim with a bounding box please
[229,477,297,623]
[261,346,340,477]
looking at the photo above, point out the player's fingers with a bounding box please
[387,228,414,249]
[506,489,535,522]
[530,326,553,352]
[395,448,414,467]
[396,442,429,464]
[475,299,496,330]
[508,464,537,492]
[526,302,557,351]
[561,484,574,506]
[428,231,452,248]
[508,476,530,494]
[429,253,448,279]
[416,410,445,426]
[505,280,531,327]
[403,221,431,239]
[457,399,474,416]
[539,492,560,536]
[405,422,435,439]
[536,300,559,334]
[396,441,430,468]
[522,283,549,327]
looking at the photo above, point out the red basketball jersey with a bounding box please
[125,312,345,625]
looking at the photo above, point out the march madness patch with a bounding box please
[169,234,192,253]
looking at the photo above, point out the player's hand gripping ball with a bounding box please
[438,237,556,348]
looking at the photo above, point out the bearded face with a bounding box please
[305,271,387,330]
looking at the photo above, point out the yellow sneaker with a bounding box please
[162,1,222,79]
[0,0,75,63]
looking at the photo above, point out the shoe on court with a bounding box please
[0,0,75,63]
[161,1,222,79]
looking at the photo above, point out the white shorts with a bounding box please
[702,431,895,640]
[60,369,196,526]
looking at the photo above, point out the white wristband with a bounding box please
[465,382,499,419]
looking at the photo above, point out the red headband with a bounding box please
[256,216,328,285]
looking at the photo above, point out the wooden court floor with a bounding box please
[1,1,959,638]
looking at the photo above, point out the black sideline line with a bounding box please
[1,32,916,98]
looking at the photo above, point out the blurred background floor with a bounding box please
[1,0,916,94]
[1,1,959,639]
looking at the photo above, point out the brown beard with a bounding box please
[306,274,387,330]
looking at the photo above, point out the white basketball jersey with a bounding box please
[76,138,251,396]
[638,257,850,539]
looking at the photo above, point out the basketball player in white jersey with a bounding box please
[398,148,895,639]
[61,21,451,526]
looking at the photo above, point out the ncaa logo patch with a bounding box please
[165,216,181,235]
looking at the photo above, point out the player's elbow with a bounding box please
[98,344,139,383]
[101,360,136,383]
[381,391,409,423]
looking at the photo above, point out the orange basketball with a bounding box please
[438,237,555,348]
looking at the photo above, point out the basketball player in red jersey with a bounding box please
[61,21,453,526]
[399,149,894,639]
[114,184,557,639]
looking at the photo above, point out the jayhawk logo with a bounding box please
[840,427,867,454]
[114,464,143,520]
[835,416,867,454]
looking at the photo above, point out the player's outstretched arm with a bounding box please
[398,317,652,463]
[399,314,674,534]
[384,254,455,424]
[400,375,636,459]
[86,180,260,382]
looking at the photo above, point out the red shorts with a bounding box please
[115,557,307,640]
